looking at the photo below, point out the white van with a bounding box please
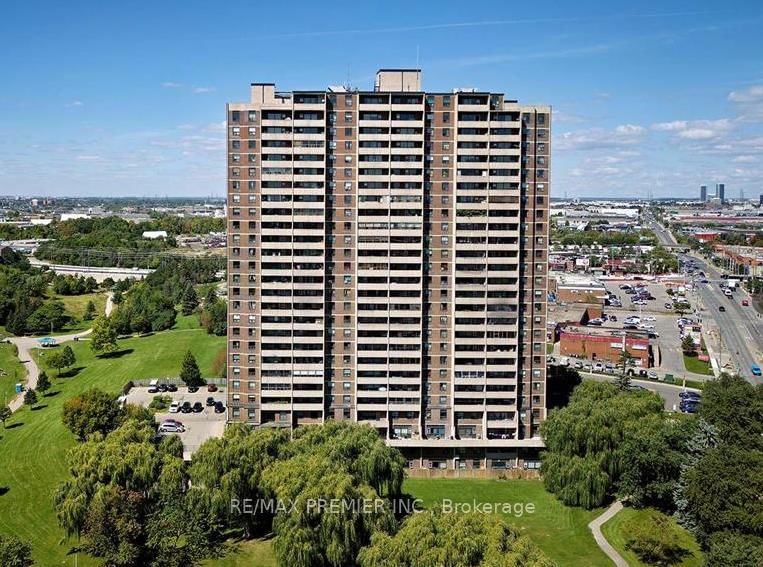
[148,379,159,393]
[169,401,180,413]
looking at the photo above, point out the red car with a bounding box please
[207,383,218,392]
[742,299,749,306]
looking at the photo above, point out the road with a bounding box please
[584,372,699,411]
[646,216,762,383]
[28,257,152,282]
[6,293,114,412]
[681,254,763,383]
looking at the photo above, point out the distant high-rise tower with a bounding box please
[700,185,707,202]
[716,183,725,204]
[226,68,551,470]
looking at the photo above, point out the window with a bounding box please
[344,168,352,178]
[443,128,450,137]
[345,140,353,150]
[442,141,450,150]
[344,127,352,136]
[344,112,352,123]
[443,95,451,107]
[231,110,240,122]
[443,112,450,123]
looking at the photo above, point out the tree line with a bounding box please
[49,392,553,567]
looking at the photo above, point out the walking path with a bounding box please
[5,293,113,413]
[588,500,629,567]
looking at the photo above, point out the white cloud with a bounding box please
[162,81,183,88]
[733,155,757,163]
[728,85,763,103]
[75,155,101,161]
[65,100,84,108]
[651,118,733,139]
[728,84,763,121]
[192,86,216,94]
[555,124,646,151]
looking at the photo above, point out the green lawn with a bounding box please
[0,320,225,566]
[404,479,611,566]
[204,539,277,567]
[683,354,713,375]
[0,342,26,406]
[601,506,702,566]
[203,479,610,567]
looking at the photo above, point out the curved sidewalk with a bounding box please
[588,500,628,567]
[5,293,113,413]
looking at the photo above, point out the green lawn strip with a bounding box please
[0,342,26,407]
[600,506,702,567]
[404,478,611,566]
[683,354,713,375]
[45,291,107,335]
[0,324,225,566]
[204,538,277,567]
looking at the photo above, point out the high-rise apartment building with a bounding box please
[700,184,707,202]
[226,69,550,470]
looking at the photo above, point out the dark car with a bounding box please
[207,383,218,393]
[609,315,618,322]
[718,305,726,312]
[167,383,178,392]
[214,402,226,414]
[206,396,216,406]
[157,384,168,393]
[188,386,199,393]
[180,401,193,413]
[192,402,204,413]
[679,391,701,400]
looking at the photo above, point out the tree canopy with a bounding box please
[540,381,664,508]
[358,510,554,567]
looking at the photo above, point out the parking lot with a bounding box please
[124,386,227,459]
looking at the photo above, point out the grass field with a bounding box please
[203,479,610,567]
[0,318,225,566]
[0,342,26,407]
[52,291,108,334]
[683,354,713,375]
[404,479,610,566]
[601,506,702,566]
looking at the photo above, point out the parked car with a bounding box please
[158,422,184,434]
[700,279,709,284]
[664,302,673,309]
[167,383,178,392]
[587,318,604,326]
[643,316,656,322]
[574,361,584,369]
[648,331,660,338]
[180,401,193,413]
[742,299,749,306]
[192,402,204,413]
[157,384,168,393]
[638,369,648,378]
[214,402,226,414]
[148,379,159,394]
[609,315,618,321]
[188,386,199,393]
[679,391,702,400]
[680,402,699,414]
[162,418,183,427]
[207,383,218,393]
[647,370,658,379]
[206,396,216,406]
[169,401,180,413]
[752,364,762,377]
[718,305,726,312]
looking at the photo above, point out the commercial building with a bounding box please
[550,273,608,305]
[226,69,550,470]
[700,185,707,202]
[559,326,651,367]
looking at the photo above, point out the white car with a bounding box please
[169,401,180,413]
[643,316,656,322]
[158,422,184,434]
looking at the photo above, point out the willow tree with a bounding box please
[54,419,203,566]
[358,510,554,567]
[540,381,664,508]
[187,424,288,538]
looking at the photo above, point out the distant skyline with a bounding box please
[1,0,762,198]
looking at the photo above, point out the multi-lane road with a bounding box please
[644,214,762,383]
[681,254,763,382]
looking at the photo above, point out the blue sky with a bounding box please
[1,0,762,199]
